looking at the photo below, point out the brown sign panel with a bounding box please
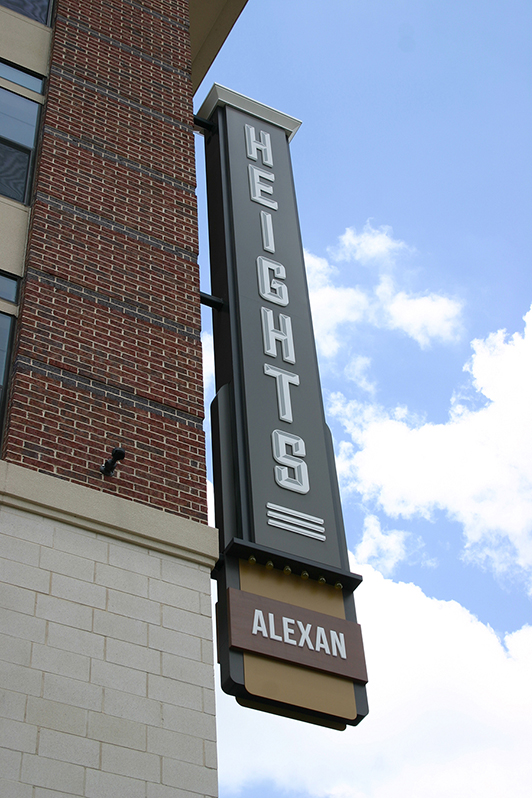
[227,587,368,682]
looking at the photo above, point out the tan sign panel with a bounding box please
[227,587,368,682]
[241,655,357,725]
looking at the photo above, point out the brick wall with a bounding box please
[0,501,217,797]
[1,0,207,523]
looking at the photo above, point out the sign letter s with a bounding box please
[271,430,310,494]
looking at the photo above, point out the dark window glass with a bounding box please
[0,60,43,93]
[0,138,31,202]
[0,0,50,25]
[0,86,39,148]
[0,310,13,435]
[0,311,13,393]
[0,273,18,302]
[0,86,38,203]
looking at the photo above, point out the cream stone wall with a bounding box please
[0,196,29,279]
[0,6,52,76]
[0,465,219,797]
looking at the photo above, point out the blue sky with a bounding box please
[194,2,532,796]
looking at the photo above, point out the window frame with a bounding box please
[0,68,44,205]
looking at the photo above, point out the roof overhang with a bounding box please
[190,0,249,94]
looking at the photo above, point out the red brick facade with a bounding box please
[2,0,207,523]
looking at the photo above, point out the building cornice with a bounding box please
[0,460,218,568]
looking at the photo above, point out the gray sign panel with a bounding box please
[202,87,350,574]
[201,86,368,728]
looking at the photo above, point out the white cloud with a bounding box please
[305,250,337,291]
[216,564,532,797]
[309,284,370,358]
[375,275,462,348]
[332,221,411,266]
[354,514,410,575]
[202,331,215,401]
[305,250,369,358]
[304,225,462,356]
[207,478,215,527]
[330,307,532,581]
[344,355,376,394]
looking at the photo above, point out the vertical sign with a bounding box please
[199,85,368,728]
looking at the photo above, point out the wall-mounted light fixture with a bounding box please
[100,447,126,476]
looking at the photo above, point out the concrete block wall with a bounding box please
[0,469,218,798]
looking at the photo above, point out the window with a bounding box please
[0,272,18,303]
[0,274,17,429]
[0,63,42,204]
[0,312,14,401]
[0,61,43,93]
[0,0,51,26]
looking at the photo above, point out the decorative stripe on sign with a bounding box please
[266,503,326,541]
